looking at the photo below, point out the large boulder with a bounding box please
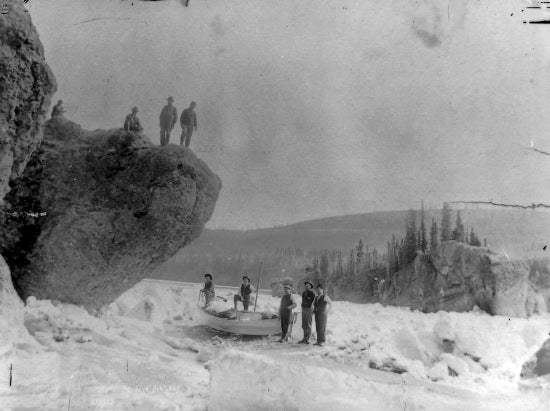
[381,241,547,318]
[1,117,221,309]
[0,2,57,202]
[0,2,55,346]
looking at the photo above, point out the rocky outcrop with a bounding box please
[380,241,547,318]
[0,2,57,202]
[1,117,221,309]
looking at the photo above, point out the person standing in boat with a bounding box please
[234,276,255,311]
[201,273,215,307]
[313,284,332,346]
[278,284,297,343]
[298,281,315,344]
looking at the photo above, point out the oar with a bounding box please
[254,261,263,312]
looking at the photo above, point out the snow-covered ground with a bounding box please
[1,279,550,410]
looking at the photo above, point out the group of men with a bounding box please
[200,274,332,347]
[50,97,198,148]
[123,96,198,148]
[279,280,332,346]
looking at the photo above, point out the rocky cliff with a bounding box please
[1,117,221,309]
[0,1,57,341]
[380,241,547,318]
[0,2,57,202]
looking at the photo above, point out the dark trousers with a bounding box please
[180,125,194,147]
[314,311,327,343]
[234,294,250,311]
[160,127,172,146]
[280,312,291,339]
[301,306,313,341]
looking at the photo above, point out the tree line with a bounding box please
[299,202,487,301]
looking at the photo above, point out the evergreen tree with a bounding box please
[419,200,427,252]
[335,251,344,281]
[469,228,482,247]
[386,241,392,275]
[347,249,356,282]
[320,252,329,281]
[430,217,438,251]
[391,235,399,272]
[440,202,452,241]
[451,210,465,242]
[356,239,364,266]
[404,209,417,264]
[398,239,405,270]
[311,256,319,274]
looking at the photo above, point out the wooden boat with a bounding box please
[199,308,281,336]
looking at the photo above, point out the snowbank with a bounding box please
[208,350,550,411]
[2,278,550,410]
[323,302,550,387]
[114,280,550,388]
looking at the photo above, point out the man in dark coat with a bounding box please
[159,96,177,146]
[180,101,198,147]
[278,284,297,342]
[51,100,65,117]
[124,106,143,132]
[233,276,255,311]
[313,284,332,346]
[299,281,315,344]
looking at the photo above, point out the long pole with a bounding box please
[254,261,262,312]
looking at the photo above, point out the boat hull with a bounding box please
[199,309,281,336]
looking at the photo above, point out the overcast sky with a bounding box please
[30,0,550,229]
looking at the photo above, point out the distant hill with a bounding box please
[152,208,550,285]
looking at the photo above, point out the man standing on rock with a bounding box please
[234,275,254,311]
[51,100,65,117]
[159,96,177,146]
[180,101,198,148]
[278,284,297,342]
[124,106,143,132]
[313,284,332,346]
[298,281,315,344]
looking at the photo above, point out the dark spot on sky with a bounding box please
[210,15,226,37]
[413,28,441,48]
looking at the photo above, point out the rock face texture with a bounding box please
[0,2,56,340]
[0,2,57,202]
[380,241,547,318]
[1,117,221,309]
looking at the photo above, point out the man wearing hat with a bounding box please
[298,281,316,344]
[124,106,143,132]
[180,101,198,148]
[313,284,332,346]
[159,96,178,146]
[234,275,255,311]
[278,284,297,342]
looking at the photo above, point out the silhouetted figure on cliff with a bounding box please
[180,101,197,148]
[124,106,143,132]
[159,96,177,146]
[51,100,65,117]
